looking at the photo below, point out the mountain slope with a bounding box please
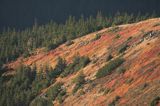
[5,18,160,106]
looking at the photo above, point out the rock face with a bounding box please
[6,18,160,106]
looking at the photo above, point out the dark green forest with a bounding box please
[0,55,90,106]
[0,12,157,106]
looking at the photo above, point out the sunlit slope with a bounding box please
[6,18,160,106]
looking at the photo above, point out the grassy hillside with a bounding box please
[1,18,160,106]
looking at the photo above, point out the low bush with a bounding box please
[46,82,66,104]
[98,87,106,93]
[47,43,58,51]
[57,89,66,104]
[125,78,133,84]
[103,88,111,95]
[46,82,63,101]
[47,57,66,80]
[150,97,160,106]
[118,43,129,53]
[93,34,101,41]
[153,22,160,27]
[60,56,90,77]
[30,97,52,106]
[141,83,148,90]
[78,89,85,96]
[117,67,126,74]
[96,57,125,78]
[0,63,5,77]
[23,50,30,58]
[72,72,85,94]
[47,38,66,51]
[127,36,133,41]
[66,40,74,46]
[108,27,120,33]
[115,34,121,39]
[32,78,50,93]
[99,87,111,95]
[108,96,121,106]
[106,54,113,61]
